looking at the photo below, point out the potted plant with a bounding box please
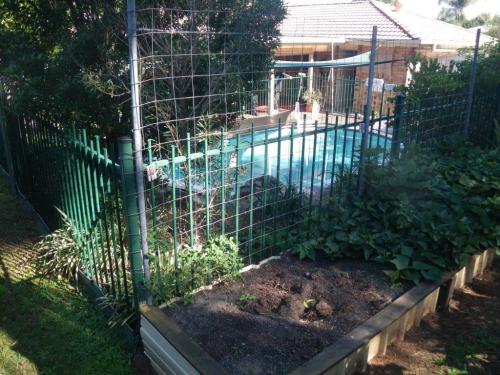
[302,90,323,120]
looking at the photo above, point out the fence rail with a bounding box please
[0,111,132,304]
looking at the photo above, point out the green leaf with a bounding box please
[421,267,442,281]
[363,247,372,261]
[390,255,410,270]
[324,237,340,254]
[400,245,414,257]
[412,261,433,270]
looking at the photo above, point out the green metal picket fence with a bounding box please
[144,107,399,302]
[2,111,132,304]
[0,119,6,171]
[139,89,497,304]
[0,91,496,307]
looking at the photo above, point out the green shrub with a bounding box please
[150,235,243,303]
[34,209,82,281]
[293,142,500,284]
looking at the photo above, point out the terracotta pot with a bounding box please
[305,103,313,112]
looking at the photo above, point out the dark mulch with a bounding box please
[362,258,500,375]
[163,253,407,375]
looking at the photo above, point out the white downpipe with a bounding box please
[268,69,275,116]
[308,53,314,93]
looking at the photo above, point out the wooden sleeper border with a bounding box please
[140,248,496,375]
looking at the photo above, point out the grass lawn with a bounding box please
[0,177,134,375]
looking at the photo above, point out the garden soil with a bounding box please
[360,259,500,375]
[163,253,407,375]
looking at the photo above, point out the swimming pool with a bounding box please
[228,123,391,190]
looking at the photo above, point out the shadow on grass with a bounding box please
[0,176,136,374]
[0,275,133,375]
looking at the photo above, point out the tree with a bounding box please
[462,14,500,39]
[438,0,477,23]
[0,0,286,142]
[487,16,500,39]
[400,40,500,103]
[135,0,286,147]
[0,1,130,138]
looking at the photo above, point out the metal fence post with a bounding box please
[496,84,500,116]
[119,137,151,305]
[126,0,151,304]
[463,28,481,137]
[357,25,377,196]
[0,93,16,194]
[391,94,405,160]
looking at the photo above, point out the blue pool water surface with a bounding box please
[228,124,391,190]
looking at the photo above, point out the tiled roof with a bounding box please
[280,0,492,47]
[372,1,492,47]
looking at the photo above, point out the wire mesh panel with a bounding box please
[469,93,500,148]
[132,1,392,303]
[129,0,490,304]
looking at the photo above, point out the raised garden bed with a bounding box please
[140,249,496,375]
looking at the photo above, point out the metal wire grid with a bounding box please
[128,1,484,303]
[134,4,284,147]
[0,0,490,308]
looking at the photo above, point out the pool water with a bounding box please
[229,124,391,190]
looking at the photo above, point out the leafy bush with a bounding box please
[150,235,243,303]
[34,209,82,281]
[400,41,500,104]
[293,142,500,284]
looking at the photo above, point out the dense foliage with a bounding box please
[0,0,129,138]
[294,142,500,285]
[150,235,243,304]
[0,0,286,140]
[438,0,475,23]
[400,41,500,106]
[461,14,500,39]
[137,0,286,144]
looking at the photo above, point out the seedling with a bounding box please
[303,299,315,309]
[239,293,257,302]
[433,355,446,366]
[182,296,194,305]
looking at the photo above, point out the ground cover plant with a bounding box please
[149,235,243,304]
[293,141,500,285]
